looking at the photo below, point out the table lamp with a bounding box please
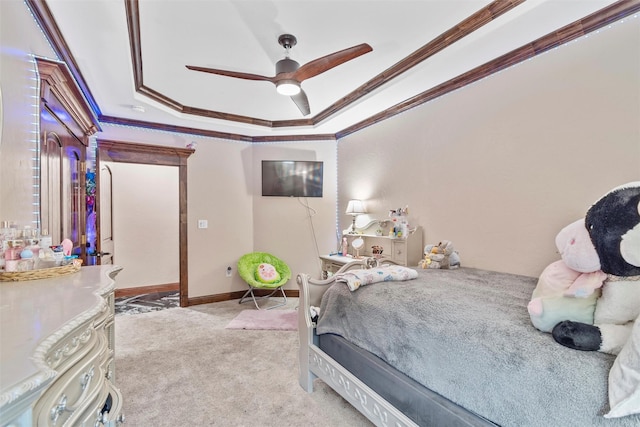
[345,199,366,233]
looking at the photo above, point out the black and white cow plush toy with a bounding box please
[552,182,640,355]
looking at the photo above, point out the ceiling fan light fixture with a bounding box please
[276,80,301,96]
[186,33,371,116]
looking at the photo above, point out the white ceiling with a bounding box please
[43,0,622,139]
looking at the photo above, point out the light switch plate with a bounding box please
[197,219,208,229]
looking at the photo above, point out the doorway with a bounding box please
[96,140,194,307]
[102,161,179,288]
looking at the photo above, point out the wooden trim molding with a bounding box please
[29,0,640,142]
[313,0,525,125]
[27,0,102,120]
[99,115,337,143]
[98,139,195,165]
[115,282,179,298]
[97,140,194,307]
[36,58,100,136]
[187,289,299,307]
[119,0,640,140]
[122,0,523,130]
[336,0,640,139]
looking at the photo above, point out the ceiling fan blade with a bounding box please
[186,65,274,82]
[293,43,372,82]
[291,89,310,116]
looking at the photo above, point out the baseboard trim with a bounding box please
[187,289,299,307]
[115,284,299,306]
[115,282,179,298]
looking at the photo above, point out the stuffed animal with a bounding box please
[419,241,460,269]
[528,260,606,333]
[542,182,640,355]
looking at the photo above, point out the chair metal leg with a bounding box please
[238,285,287,310]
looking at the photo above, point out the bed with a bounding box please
[297,260,640,427]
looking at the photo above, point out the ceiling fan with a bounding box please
[186,34,372,116]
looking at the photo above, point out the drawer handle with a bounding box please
[94,403,125,426]
[95,410,108,426]
[50,365,97,423]
[81,366,95,390]
[94,410,109,427]
[50,394,67,423]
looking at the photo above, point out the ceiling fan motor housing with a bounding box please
[276,57,300,75]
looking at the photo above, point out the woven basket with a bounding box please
[0,259,82,282]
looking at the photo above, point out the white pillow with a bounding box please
[605,315,640,418]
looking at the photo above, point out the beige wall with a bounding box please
[103,161,179,289]
[185,135,254,297]
[2,1,638,295]
[97,127,339,297]
[97,126,255,298]
[252,141,338,285]
[338,19,640,277]
[0,0,58,226]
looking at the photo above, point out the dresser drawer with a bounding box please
[391,240,406,263]
[34,334,108,426]
[76,383,124,427]
[0,266,124,427]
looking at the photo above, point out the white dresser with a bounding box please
[0,266,125,426]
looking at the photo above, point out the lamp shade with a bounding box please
[345,200,366,216]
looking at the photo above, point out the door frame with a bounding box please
[96,163,114,266]
[96,140,194,307]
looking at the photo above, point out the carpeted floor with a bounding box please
[226,309,298,331]
[114,298,373,426]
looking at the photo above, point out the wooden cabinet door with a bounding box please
[39,105,86,260]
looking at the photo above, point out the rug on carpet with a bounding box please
[226,309,297,331]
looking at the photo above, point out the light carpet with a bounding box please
[226,309,298,331]
[114,299,372,426]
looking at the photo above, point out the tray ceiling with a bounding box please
[35,0,635,141]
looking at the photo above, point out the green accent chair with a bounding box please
[237,252,291,310]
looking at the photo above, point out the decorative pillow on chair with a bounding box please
[605,315,640,418]
[255,263,281,284]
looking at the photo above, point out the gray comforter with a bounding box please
[316,267,640,427]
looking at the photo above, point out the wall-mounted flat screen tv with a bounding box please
[262,160,323,197]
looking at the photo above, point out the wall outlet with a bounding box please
[197,219,208,229]
[226,266,232,277]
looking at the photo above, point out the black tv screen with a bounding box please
[262,160,323,197]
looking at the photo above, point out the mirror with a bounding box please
[352,237,364,258]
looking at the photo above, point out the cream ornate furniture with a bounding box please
[0,266,125,426]
[318,254,353,279]
[320,225,423,278]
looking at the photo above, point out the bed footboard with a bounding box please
[297,259,370,391]
[297,259,418,427]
